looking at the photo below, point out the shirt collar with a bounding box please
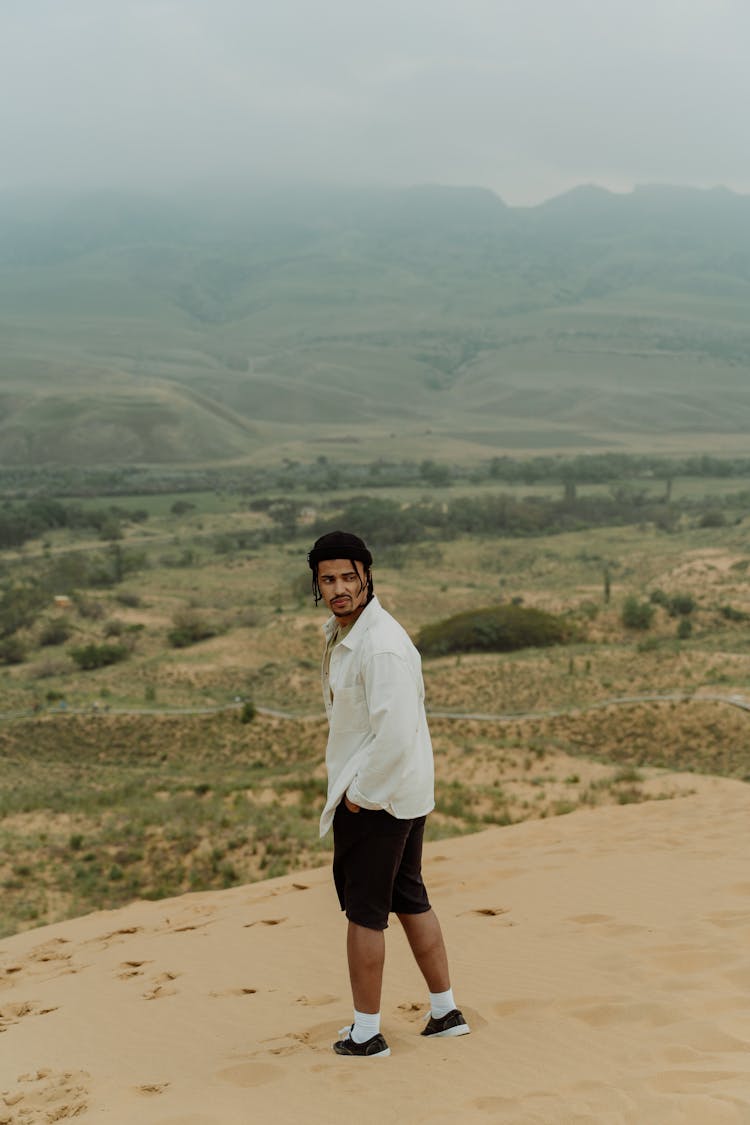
[322,595,379,647]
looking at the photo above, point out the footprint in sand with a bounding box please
[243,917,287,929]
[0,1000,59,1034]
[90,926,142,949]
[257,1031,313,1057]
[2,939,80,985]
[117,959,152,980]
[209,987,258,999]
[397,1001,428,1024]
[255,1020,355,1058]
[142,972,181,1001]
[154,906,218,936]
[0,1069,89,1121]
[567,914,650,938]
[136,1082,171,1096]
[467,907,511,918]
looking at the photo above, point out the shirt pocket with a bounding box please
[330,685,370,733]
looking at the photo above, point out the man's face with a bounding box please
[317,558,369,626]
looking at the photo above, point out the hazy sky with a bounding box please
[2,0,748,204]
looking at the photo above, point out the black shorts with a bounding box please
[332,800,431,931]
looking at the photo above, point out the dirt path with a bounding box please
[2,691,749,725]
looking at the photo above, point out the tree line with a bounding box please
[4,452,750,503]
[0,498,149,550]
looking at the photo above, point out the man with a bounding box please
[308,529,469,1058]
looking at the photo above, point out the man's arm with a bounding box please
[345,651,420,811]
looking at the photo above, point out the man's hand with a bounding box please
[344,796,361,813]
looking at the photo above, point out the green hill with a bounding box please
[1,183,749,465]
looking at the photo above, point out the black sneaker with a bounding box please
[332,1031,391,1057]
[421,1009,470,1038]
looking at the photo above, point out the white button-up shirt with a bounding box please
[319,596,435,837]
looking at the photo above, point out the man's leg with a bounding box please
[396,908,450,993]
[347,920,385,1012]
[398,908,469,1036]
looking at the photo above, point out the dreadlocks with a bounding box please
[307,530,374,607]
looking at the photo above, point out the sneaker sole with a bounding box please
[332,1044,391,1057]
[424,1024,470,1038]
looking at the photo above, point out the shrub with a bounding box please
[698,510,726,528]
[72,594,105,620]
[239,701,257,724]
[115,591,141,608]
[720,604,748,622]
[0,635,26,664]
[621,596,654,630]
[677,618,693,640]
[649,589,695,617]
[417,603,568,657]
[39,618,73,646]
[667,593,696,617]
[167,609,220,648]
[70,643,129,670]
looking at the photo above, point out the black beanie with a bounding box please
[307,530,373,570]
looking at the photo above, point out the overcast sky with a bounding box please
[1,0,748,205]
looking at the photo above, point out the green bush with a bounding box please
[621,597,654,630]
[698,509,726,528]
[720,604,748,622]
[167,610,219,648]
[70,643,129,670]
[649,589,696,617]
[667,594,696,617]
[417,603,568,657]
[239,701,257,724]
[0,636,27,665]
[677,618,693,640]
[39,618,73,646]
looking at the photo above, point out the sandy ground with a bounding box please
[1,775,750,1125]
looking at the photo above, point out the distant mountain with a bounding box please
[0,183,749,466]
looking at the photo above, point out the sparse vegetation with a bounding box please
[1,458,749,938]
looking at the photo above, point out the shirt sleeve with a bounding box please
[345,650,420,810]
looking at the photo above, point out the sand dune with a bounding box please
[2,773,750,1124]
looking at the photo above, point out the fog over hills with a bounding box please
[0,183,748,466]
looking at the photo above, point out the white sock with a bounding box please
[429,988,456,1019]
[351,1009,381,1044]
